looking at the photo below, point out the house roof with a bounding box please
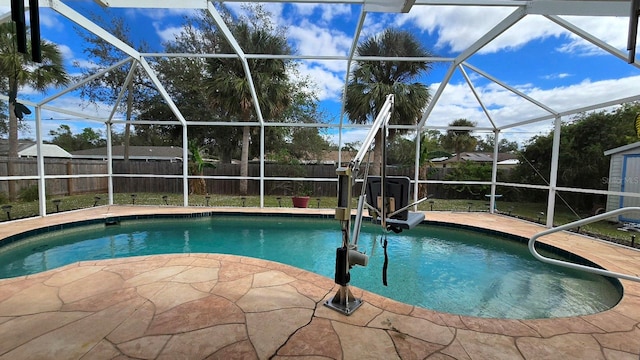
[0,141,72,158]
[72,146,184,160]
[434,152,518,164]
[604,142,640,156]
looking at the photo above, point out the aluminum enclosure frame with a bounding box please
[0,0,639,226]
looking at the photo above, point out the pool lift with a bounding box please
[325,94,431,315]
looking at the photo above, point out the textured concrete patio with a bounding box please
[0,206,639,359]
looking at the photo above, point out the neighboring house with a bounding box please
[0,140,72,158]
[604,142,640,223]
[430,152,519,169]
[71,146,184,162]
[314,150,358,165]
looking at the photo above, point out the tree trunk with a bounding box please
[240,125,250,195]
[7,101,18,201]
[124,82,134,163]
[371,131,383,176]
[418,164,428,198]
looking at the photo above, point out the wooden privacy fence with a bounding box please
[112,162,451,197]
[0,158,453,198]
[0,158,108,197]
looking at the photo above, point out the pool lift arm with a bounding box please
[325,94,428,315]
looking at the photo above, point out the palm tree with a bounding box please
[441,118,478,161]
[188,139,215,195]
[206,21,291,195]
[345,28,433,175]
[0,22,69,199]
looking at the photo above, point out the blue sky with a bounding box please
[2,1,640,147]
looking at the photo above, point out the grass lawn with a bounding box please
[0,192,635,246]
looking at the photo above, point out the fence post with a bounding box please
[66,161,73,196]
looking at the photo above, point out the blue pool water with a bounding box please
[0,215,622,319]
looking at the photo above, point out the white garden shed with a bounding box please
[604,142,640,223]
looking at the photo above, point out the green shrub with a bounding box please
[0,192,8,205]
[19,185,40,202]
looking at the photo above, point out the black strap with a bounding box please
[382,237,388,286]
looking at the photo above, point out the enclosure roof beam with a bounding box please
[142,52,451,63]
[49,0,141,60]
[38,58,133,109]
[459,64,498,130]
[106,62,139,124]
[498,94,640,130]
[206,1,265,125]
[545,14,640,69]
[453,7,526,66]
[139,57,188,126]
[526,0,629,16]
[416,62,456,130]
[462,62,559,116]
[93,0,208,8]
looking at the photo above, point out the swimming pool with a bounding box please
[0,214,622,319]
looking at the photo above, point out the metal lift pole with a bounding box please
[325,94,395,315]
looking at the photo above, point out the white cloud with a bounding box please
[288,20,351,58]
[555,16,628,55]
[153,23,183,44]
[291,4,351,23]
[395,7,626,56]
[395,6,515,53]
[296,62,345,101]
[423,74,640,140]
[542,73,572,80]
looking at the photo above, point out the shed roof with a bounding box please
[604,142,640,156]
[0,141,72,158]
[20,144,73,158]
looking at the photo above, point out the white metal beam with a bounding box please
[106,62,138,124]
[206,2,265,125]
[462,62,559,116]
[459,64,497,130]
[93,0,208,8]
[500,94,640,130]
[453,7,526,65]
[338,8,367,165]
[38,58,133,107]
[48,0,141,60]
[546,14,640,69]
[416,63,456,130]
[138,57,187,126]
[527,1,629,16]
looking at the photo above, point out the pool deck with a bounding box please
[1,206,639,359]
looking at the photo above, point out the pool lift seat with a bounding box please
[364,176,427,233]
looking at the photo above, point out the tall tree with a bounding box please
[476,133,518,153]
[48,125,105,151]
[441,118,478,160]
[0,22,69,199]
[511,103,640,208]
[205,10,292,195]
[344,28,433,175]
[74,15,154,162]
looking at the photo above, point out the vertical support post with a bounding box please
[182,125,189,206]
[546,116,562,227]
[490,130,500,213]
[413,132,421,210]
[106,122,114,205]
[35,106,46,217]
[260,123,265,208]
